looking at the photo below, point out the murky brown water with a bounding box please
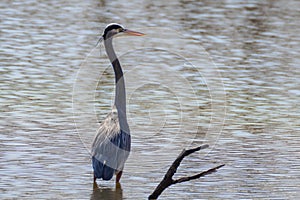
[1,0,299,199]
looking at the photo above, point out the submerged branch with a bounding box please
[148,145,225,200]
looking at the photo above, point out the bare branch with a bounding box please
[173,164,225,184]
[148,145,224,200]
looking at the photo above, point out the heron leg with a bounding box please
[93,173,97,182]
[93,173,99,189]
[116,171,123,183]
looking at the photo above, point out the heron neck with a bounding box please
[104,37,128,128]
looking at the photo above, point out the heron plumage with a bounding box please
[91,107,131,180]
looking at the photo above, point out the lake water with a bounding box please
[1,0,299,199]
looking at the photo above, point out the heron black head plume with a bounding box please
[96,36,103,47]
[102,23,125,39]
[96,23,124,47]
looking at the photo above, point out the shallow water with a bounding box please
[1,0,299,199]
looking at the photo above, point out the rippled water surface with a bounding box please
[1,0,299,199]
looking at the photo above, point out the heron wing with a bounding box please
[91,110,131,179]
[114,129,131,171]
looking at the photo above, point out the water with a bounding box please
[1,0,299,199]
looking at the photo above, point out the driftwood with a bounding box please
[148,144,225,199]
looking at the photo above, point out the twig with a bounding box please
[173,164,225,184]
[148,145,225,199]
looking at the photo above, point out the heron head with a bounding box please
[102,23,145,40]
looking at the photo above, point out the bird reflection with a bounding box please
[91,182,123,200]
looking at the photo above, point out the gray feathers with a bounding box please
[91,106,130,172]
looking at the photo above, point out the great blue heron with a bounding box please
[91,23,144,184]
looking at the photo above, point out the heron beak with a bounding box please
[123,29,145,36]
